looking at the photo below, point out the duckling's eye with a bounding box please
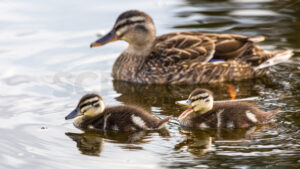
[93,103,100,107]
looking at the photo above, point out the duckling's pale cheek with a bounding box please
[191,101,197,107]
[191,101,203,111]
[85,109,97,117]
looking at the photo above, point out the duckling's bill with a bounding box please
[176,99,194,120]
[65,107,82,120]
[175,100,192,108]
[90,29,118,47]
[178,108,194,120]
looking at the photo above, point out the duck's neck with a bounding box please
[73,115,102,129]
[112,43,153,82]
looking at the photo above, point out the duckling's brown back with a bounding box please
[212,102,272,128]
[188,101,273,129]
[81,105,170,131]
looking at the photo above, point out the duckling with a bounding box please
[65,94,172,131]
[178,88,278,129]
[90,10,293,84]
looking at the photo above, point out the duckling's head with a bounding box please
[65,94,105,120]
[90,10,156,51]
[178,88,214,120]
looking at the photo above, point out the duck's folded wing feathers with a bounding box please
[201,33,265,60]
[153,33,216,65]
[153,32,266,65]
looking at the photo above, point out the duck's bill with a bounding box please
[175,100,192,107]
[178,108,194,120]
[65,107,82,120]
[90,29,118,48]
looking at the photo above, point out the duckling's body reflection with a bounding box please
[175,130,213,157]
[66,131,104,156]
[66,128,169,156]
[175,126,269,157]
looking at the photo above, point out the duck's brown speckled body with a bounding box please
[91,10,293,84]
[65,94,171,132]
[178,88,278,129]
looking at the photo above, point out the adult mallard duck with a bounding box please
[177,88,279,129]
[90,10,293,84]
[65,93,172,131]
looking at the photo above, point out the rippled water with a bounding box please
[0,0,299,168]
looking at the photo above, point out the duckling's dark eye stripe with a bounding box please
[80,100,98,108]
[115,20,145,32]
[93,103,100,107]
[190,96,209,102]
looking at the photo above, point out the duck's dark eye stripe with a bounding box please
[80,100,98,108]
[115,20,145,32]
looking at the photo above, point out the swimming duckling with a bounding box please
[178,88,278,129]
[90,10,292,84]
[65,94,172,131]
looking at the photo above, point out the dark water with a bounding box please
[0,0,299,168]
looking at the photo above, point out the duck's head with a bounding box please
[178,88,214,120]
[90,10,156,51]
[65,94,105,120]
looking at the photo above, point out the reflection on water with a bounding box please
[175,130,213,157]
[175,125,275,157]
[0,0,299,168]
[66,132,104,156]
[113,79,268,116]
[66,129,170,156]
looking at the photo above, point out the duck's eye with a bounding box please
[135,25,147,32]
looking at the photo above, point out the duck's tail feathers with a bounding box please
[157,115,172,129]
[248,36,266,43]
[255,49,293,70]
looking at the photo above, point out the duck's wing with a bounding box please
[199,33,265,60]
[152,32,216,65]
[141,32,292,84]
[153,32,266,64]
